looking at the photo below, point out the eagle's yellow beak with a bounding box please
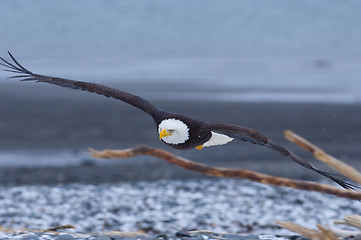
[159,129,172,140]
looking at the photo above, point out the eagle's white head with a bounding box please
[158,118,189,144]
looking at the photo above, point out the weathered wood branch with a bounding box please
[277,218,361,239]
[335,215,361,229]
[89,145,361,200]
[276,221,324,240]
[285,130,361,185]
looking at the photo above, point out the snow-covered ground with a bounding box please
[1,179,359,235]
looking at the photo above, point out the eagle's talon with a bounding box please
[195,145,203,150]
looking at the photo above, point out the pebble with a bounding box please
[94,236,113,240]
[56,235,78,240]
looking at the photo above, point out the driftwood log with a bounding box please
[89,144,361,200]
[285,130,361,185]
[277,214,361,239]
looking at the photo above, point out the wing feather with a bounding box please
[1,52,162,118]
[205,123,357,190]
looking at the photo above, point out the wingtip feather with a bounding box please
[7,52,31,73]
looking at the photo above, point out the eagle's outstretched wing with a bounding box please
[0,52,162,118]
[205,123,357,190]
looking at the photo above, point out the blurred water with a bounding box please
[0,0,361,103]
[1,0,361,58]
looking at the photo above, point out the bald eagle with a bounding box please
[0,52,356,190]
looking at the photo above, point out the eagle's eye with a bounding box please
[168,129,175,133]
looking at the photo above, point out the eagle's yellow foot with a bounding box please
[195,145,204,150]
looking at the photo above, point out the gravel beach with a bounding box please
[0,179,360,240]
